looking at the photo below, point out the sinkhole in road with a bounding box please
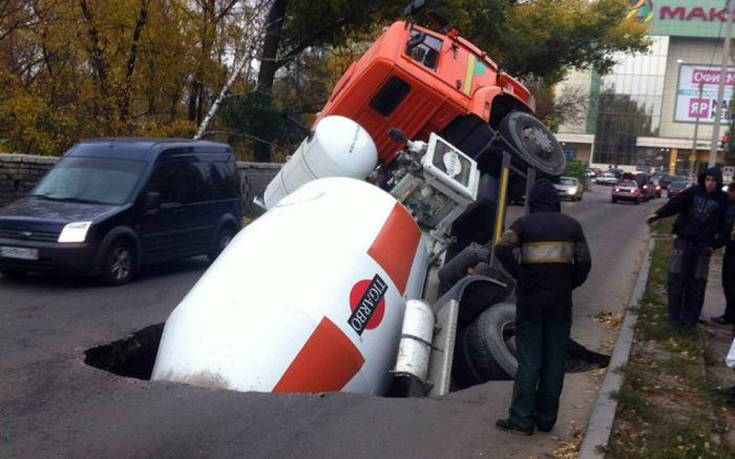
[84,324,610,390]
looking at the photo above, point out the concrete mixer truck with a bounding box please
[150,5,566,397]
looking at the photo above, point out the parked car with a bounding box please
[652,173,673,191]
[611,180,645,204]
[596,171,620,185]
[666,179,688,198]
[0,138,242,284]
[554,176,584,201]
[650,178,663,198]
[622,172,655,201]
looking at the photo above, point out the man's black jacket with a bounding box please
[653,167,728,247]
[495,179,591,304]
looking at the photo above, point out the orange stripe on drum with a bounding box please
[273,317,365,393]
[367,203,421,295]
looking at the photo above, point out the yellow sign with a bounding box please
[688,155,696,162]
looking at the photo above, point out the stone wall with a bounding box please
[0,154,281,211]
[0,155,59,206]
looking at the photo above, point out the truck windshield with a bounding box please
[32,157,146,205]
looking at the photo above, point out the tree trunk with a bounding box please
[120,0,149,127]
[254,0,288,162]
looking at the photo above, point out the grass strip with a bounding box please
[607,218,733,458]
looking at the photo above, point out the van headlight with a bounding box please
[567,187,578,194]
[58,221,92,243]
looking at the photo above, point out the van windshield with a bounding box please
[32,157,146,205]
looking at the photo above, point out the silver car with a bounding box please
[596,172,620,186]
[554,176,584,201]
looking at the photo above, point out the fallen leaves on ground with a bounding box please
[593,311,624,331]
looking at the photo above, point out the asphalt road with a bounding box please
[1,185,657,458]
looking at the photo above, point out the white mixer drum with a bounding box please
[152,177,428,395]
[263,116,378,209]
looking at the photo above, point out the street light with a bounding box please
[678,59,704,182]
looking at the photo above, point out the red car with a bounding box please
[612,180,644,204]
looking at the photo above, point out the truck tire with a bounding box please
[499,112,565,177]
[454,302,517,385]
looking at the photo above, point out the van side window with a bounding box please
[210,160,239,199]
[177,156,212,203]
[148,161,183,204]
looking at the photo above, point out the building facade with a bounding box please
[555,0,733,179]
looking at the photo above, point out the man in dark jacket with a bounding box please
[646,167,728,330]
[494,179,591,435]
[711,184,735,326]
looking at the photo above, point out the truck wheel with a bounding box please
[208,226,235,262]
[454,302,517,385]
[100,240,135,285]
[499,112,565,177]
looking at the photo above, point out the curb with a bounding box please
[578,236,656,458]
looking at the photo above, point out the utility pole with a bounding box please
[709,0,735,167]
[692,82,704,182]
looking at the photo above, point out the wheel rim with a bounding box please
[110,247,131,281]
[522,126,554,160]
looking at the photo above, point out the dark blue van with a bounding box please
[0,139,242,284]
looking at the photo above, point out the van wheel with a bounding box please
[453,302,517,385]
[208,226,235,262]
[499,112,566,177]
[100,240,135,285]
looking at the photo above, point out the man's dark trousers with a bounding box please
[509,298,572,431]
[723,247,735,321]
[668,238,711,329]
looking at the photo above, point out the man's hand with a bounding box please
[645,213,658,225]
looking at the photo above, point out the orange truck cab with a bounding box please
[314,18,565,260]
[315,21,537,168]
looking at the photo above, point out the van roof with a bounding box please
[65,138,231,161]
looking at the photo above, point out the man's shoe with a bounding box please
[536,422,553,433]
[495,419,533,436]
[711,315,733,326]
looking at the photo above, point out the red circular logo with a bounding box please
[349,279,386,330]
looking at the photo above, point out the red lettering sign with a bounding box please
[660,6,685,20]
[660,5,728,21]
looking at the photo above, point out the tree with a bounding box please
[433,0,650,85]
[0,0,252,155]
[250,0,398,161]
[526,80,588,132]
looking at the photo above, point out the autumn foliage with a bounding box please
[0,0,252,155]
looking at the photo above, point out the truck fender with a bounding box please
[467,86,501,122]
[95,227,142,274]
[468,87,533,123]
[433,273,515,329]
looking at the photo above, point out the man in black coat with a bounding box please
[646,167,728,330]
[711,184,735,326]
[494,179,591,435]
